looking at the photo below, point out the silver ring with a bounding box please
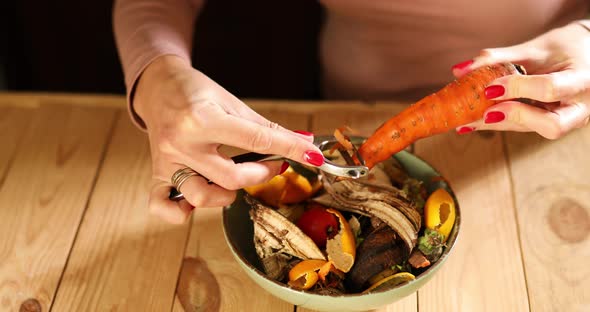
[171,167,200,193]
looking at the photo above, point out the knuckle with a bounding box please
[156,140,177,159]
[218,196,237,207]
[185,189,209,208]
[189,195,208,209]
[543,121,565,140]
[214,171,243,190]
[190,99,217,127]
[248,130,273,152]
[575,116,589,129]
[267,121,281,130]
[285,140,301,160]
[222,176,244,191]
[154,127,179,154]
[478,48,493,58]
[546,76,563,101]
[509,108,522,125]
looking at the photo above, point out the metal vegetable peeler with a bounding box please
[168,136,368,202]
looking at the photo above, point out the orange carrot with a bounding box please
[359,63,526,168]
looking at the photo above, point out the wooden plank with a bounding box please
[0,105,117,311]
[0,92,126,109]
[304,104,418,312]
[0,107,33,188]
[51,114,191,311]
[414,131,529,311]
[297,295,417,312]
[505,129,590,312]
[170,107,309,312]
[310,104,407,137]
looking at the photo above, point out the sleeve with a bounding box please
[112,0,204,129]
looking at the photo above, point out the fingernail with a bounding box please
[279,161,289,174]
[484,85,505,99]
[294,130,314,136]
[484,111,505,124]
[303,150,324,166]
[457,126,475,134]
[451,59,473,72]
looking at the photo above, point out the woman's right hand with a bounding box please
[133,55,324,224]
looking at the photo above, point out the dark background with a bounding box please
[0,0,324,99]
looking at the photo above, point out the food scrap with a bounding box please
[246,136,457,294]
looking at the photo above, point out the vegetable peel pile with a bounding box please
[245,138,457,294]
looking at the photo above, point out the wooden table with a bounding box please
[0,92,588,312]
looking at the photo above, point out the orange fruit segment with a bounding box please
[244,165,319,207]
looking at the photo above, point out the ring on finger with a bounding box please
[171,167,200,194]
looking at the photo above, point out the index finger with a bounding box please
[210,114,323,166]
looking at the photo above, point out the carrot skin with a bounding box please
[359,63,524,168]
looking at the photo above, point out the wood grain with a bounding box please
[0,105,117,311]
[6,93,580,311]
[171,105,309,312]
[414,131,529,311]
[0,107,33,188]
[505,129,590,312]
[176,257,221,312]
[304,104,418,312]
[0,92,126,109]
[51,113,191,311]
[310,105,407,138]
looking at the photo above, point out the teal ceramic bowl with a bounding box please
[222,137,461,312]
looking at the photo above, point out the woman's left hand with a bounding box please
[452,21,590,139]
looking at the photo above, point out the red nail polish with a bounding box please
[457,126,475,134]
[294,130,314,136]
[303,151,324,166]
[484,85,505,99]
[279,161,289,174]
[484,111,505,124]
[451,59,474,72]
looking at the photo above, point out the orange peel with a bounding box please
[288,259,328,290]
[317,261,333,281]
[244,166,319,207]
[363,272,415,293]
[325,208,356,272]
[424,188,456,241]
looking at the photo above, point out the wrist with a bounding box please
[134,55,192,123]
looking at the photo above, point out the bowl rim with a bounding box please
[222,136,462,298]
